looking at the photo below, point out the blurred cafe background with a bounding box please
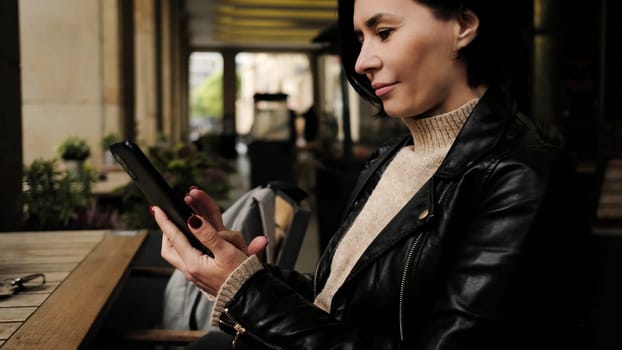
[1,1,622,348]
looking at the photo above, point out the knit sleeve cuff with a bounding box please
[210,255,264,326]
[199,289,216,302]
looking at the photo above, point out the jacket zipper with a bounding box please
[435,181,451,206]
[398,233,424,341]
[221,309,285,350]
[398,181,449,340]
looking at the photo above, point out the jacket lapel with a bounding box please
[341,138,409,217]
[345,177,436,281]
[436,87,516,179]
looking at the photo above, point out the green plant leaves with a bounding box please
[21,159,95,230]
[58,136,91,161]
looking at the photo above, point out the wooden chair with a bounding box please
[582,156,622,349]
[592,157,622,229]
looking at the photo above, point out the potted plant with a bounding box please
[58,136,91,177]
[101,132,121,165]
[21,158,95,230]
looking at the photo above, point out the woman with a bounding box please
[153,0,588,348]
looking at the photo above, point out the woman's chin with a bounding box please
[383,108,412,119]
[382,101,419,119]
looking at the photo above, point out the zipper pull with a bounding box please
[232,323,246,348]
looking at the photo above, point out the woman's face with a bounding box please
[353,0,475,118]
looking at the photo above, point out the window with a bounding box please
[188,52,223,140]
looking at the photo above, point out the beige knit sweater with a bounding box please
[210,98,479,324]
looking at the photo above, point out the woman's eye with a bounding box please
[377,28,393,40]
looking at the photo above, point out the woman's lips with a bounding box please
[373,83,396,98]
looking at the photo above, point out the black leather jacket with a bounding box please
[219,88,588,349]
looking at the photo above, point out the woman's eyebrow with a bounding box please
[354,13,396,32]
[364,13,388,28]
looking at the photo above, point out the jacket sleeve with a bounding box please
[416,148,588,350]
[218,269,410,349]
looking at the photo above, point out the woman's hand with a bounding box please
[184,187,268,256]
[153,187,268,295]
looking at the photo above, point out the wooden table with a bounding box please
[92,167,131,196]
[0,230,147,349]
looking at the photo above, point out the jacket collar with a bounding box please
[435,86,516,179]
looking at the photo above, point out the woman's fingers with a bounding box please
[248,235,269,257]
[186,214,228,253]
[186,215,249,272]
[184,187,226,231]
[153,206,204,262]
[182,187,269,257]
[218,230,249,253]
[217,231,268,257]
[160,230,186,270]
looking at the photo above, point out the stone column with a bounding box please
[119,0,136,141]
[134,0,158,145]
[533,0,560,133]
[102,1,122,140]
[159,0,171,142]
[179,26,190,143]
[162,0,187,144]
[221,49,238,158]
[0,0,22,230]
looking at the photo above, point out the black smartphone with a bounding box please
[109,140,213,257]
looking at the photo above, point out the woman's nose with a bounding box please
[354,45,381,75]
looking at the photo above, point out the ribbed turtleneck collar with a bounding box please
[401,98,479,154]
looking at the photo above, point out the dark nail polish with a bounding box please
[189,185,198,191]
[150,206,155,216]
[188,215,202,229]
